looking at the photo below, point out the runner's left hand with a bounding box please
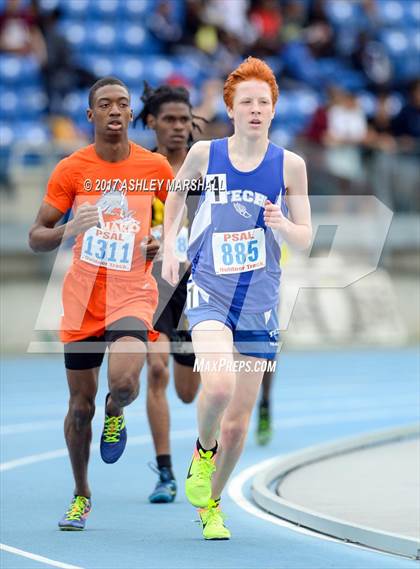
[140,236,161,261]
[263,200,289,231]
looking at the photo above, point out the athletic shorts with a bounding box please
[152,262,195,368]
[170,329,195,367]
[64,316,148,370]
[185,278,279,360]
[61,266,158,344]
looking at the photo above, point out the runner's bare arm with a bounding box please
[163,140,210,246]
[29,202,99,252]
[263,150,312,250]
[162,141,210,284]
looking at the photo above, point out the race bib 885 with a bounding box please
[212,228,266,275]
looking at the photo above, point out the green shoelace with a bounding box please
[65,496,89,521]
[103,415,124,443]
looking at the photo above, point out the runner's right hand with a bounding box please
[69,203,100,236]
[162,250,179,286]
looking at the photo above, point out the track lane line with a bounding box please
[0,543,84,569]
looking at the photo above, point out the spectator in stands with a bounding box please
[303,0,336,59]
[38,7,97,117]
[360,0,382,36]
[323,88,368,195]
[364,92,398,208]
[280,1,336,88]
[366,92,397,152]
[147,0,182,54]
[0,0,46,64]
[249,0,282,55]
[301,86,339,196]
[304,100,328,145]
[181,0,205,46]
[390,79,420,210]
[392,79,420,150]
[203,0,254,44]
[351,31,392,90]
[279,0,305,44]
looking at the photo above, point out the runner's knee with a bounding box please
[203,380,234,409]
[148,360,169,389]
[110,374,139,405]
[68,399,95,430]
[176,386,196,404]
[220,419,248,448]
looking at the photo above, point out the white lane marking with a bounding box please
[228,459,342,543]
[2,401,416,437]
[0,430,197,472]
[1,422,406,562]
[0,406,193,436]
[0,430,197,568]
[1,407,415,469]
[228,460,397,559]
[1,420,63,435]
[1,448,69,472]
[0,543,83,569]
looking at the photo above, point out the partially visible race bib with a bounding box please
[150,224,188,263]
[212,228,266,275]
[80,226,135,271]
[175,225,189,262]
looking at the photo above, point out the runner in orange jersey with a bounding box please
[29,77,173,530]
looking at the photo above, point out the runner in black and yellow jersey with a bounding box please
[134,83,204,503]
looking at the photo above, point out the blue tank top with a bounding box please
[187,138,286,313]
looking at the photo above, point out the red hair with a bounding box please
[223,57,279,109]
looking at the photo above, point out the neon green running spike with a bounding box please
[185,447,216,508]
[199,499,231,540]
[256,405,272,446]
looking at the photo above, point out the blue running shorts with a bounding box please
[185,278,279,360]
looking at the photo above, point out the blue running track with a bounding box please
[1,348,419,568]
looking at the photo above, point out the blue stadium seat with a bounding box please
[61,0,91,19]
[12,122,50,144]
[378,1,405,26]
[410,28,420,52]
[387,92,404,117]
[88,24,118,52]
[0,55,41,86]
[333,69,367,91]
[89,0,120,19]
[21,87,48,118]
[62,22,88,51]
[119,24,149,53]
[138,56,175,83]
[170,56,203,84]
[38,0,60,9]
[325,0,361,27]
[0,90,19,120]
[357,91,377,117]
[0,123,14,148]
[380,26,420,78]
[84,55,115,78]
[116,56,145,84]
[274,90,320,135]
[381,29,409,56]
[62,90,89,120]
[405,0,420,25]
[393,54,420,80]
[122,0,154,18]
[270,127,294,148]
